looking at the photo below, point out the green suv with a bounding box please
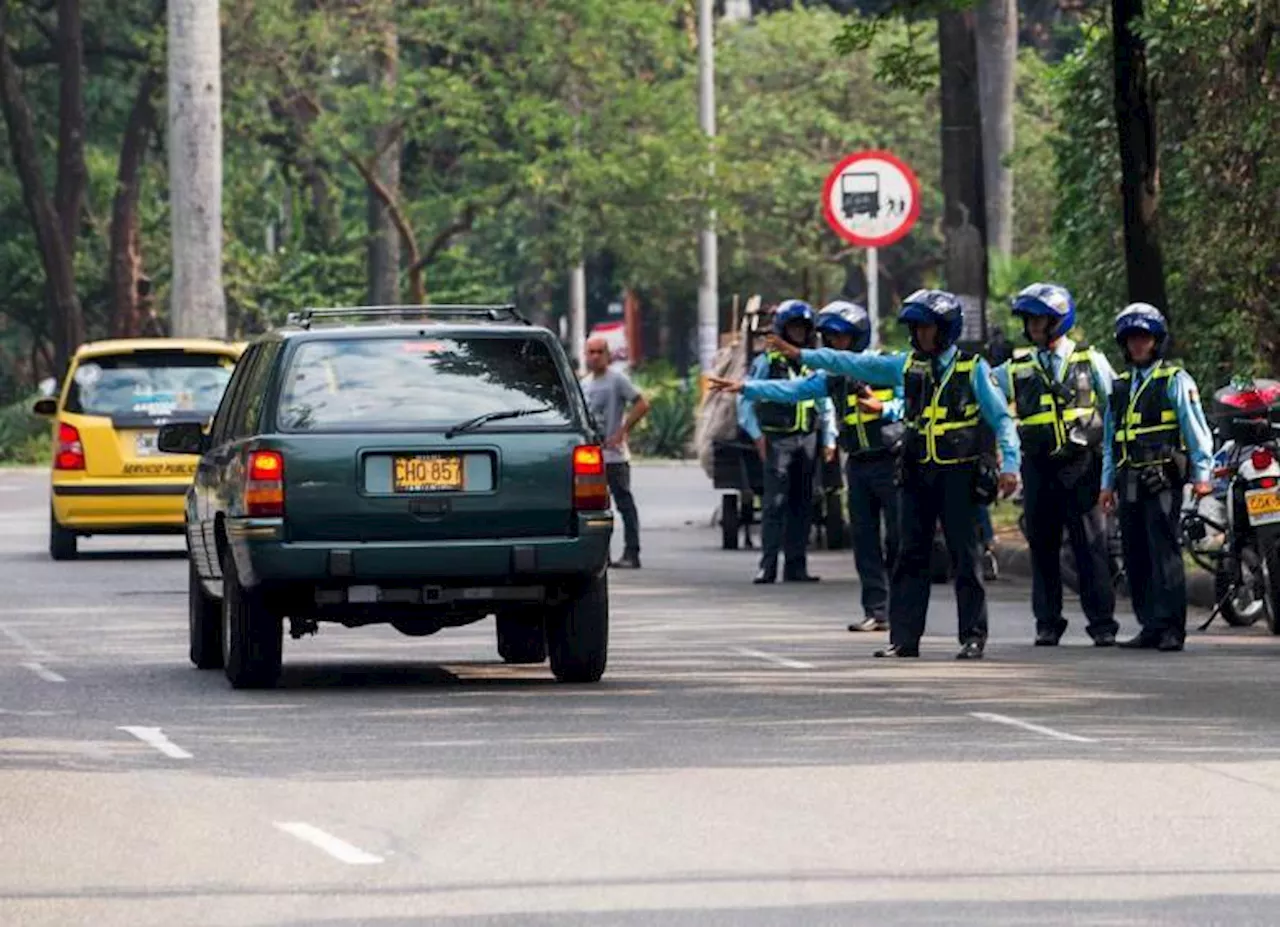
[158,306,613,689]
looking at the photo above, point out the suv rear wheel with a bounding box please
[547,574,608,683]
[49,508,77,561]
[188,560,223,669]
[221,552,282,689]
[496,612,547,664]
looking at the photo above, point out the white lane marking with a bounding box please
[969,711,1098,744]
[732,647,815,670]
[0,624,56,660]
[274,822,384,865]
[117,726,193,759]
[20,662,66,683]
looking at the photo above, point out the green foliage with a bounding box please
[0,397,51,465]
[629,363,697,459]
[1049,5,1279,384]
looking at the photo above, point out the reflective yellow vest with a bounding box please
[1007,345,1102,457]
[756,351,817,435]
[1110,362,1184,470]
[903,350,981,465]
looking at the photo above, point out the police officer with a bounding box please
[1099,304,1214,651]
[993,283,1121,647]
[763,290,1020,659]
[738,300,837,584]
[713,301,902,630]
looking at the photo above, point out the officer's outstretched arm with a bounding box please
[740,370,830,404]
[799,348,905,387]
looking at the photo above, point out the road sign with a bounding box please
[822,150,920,248]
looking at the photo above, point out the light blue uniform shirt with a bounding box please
[737,352,838,448]
[741,368,904,424]
[798,345,1021,475]
[1101,361,1215,491]
[992,337,1117,404]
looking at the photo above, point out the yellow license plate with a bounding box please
[1245,488,1280,523]
[393,455,463,493]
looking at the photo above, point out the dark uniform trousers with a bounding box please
[760,432,818,577]
[890,464,987,647]
[1117,483,1187,641]
[847,453,900,619]
[1022,456,1118,639]
[606,462,640,558]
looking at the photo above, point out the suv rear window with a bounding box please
[65,350,236,421]
[277,335,575,433]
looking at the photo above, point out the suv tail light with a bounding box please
[245,450,284,517]
[54,423,85,470]
[572,445,609,511]
[1252,448,1275,472]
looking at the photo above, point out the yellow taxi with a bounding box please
[33,338,244,559]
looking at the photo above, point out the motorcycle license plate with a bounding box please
[1245,488,1280,526]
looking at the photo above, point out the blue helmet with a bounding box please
[1114,302,1168,358]
[816,300,872,352]
[898,289,963,352]
[1012,283,1075,339]
[771,299,815,344]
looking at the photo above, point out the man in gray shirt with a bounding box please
[581,336,651,568]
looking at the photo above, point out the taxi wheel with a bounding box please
[49,509,77,561]
[221,553,282,689]
[188,561,224,669]
[547,574,608,684]
[496,612,547,664]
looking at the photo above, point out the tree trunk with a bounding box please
[937,10,990,348]
[168,0,226,338]
[110,69,161,338]
[55,0,87,257]
[0,2,83,375]
[1111,0,1169,313]
[367,20,401,306]
[976,0,1016,255]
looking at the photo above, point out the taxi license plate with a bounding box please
[1245,488,1280,526]
[134,431,159,457]
[393,455,463,493]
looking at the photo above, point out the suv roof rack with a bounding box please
[285,304,530,330]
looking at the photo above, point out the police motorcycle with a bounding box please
[1182,377,1280,633]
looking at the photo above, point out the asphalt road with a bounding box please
[3,462,1280,926]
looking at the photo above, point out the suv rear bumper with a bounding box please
[228,514,613,588]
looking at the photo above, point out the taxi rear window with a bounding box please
[64,350,236,421]
[276,335,574,433]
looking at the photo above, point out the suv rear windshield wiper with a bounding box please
[444,406,555,439]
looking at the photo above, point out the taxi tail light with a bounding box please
[54,422,85,471]
[1251,448,1275,472]
[572,445,609,511]
[1261,477,1278,489]
[245,450,284,517]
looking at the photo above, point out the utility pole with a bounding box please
[168,0,225,338]
[696,0,718,372]
[570,262,587,374]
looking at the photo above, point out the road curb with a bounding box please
[993,539,1215,609]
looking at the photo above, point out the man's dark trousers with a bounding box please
[606,462,640,559]
[847,453,900,619]
[1023,456,1118,640]
[760,432,818,577]
[889,465,987,647]
[1117,483,1186,641]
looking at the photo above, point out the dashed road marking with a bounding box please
[969,711,1098,744]
[732,647,815,670]
[274,822,384,865]
[118,726,193,759]
[21,661,65,683]
[0,623,56,660]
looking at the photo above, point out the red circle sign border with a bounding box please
[821,149,921,248]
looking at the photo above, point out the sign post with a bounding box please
[821,150,920,347]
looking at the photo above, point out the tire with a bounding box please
[721,494,740,551]
[221,552,282,689]
[497,613,547,664]
[49,508,77,561]
[1215,559,1264,627]
[547,574,608,683]
[189,560,224,669]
